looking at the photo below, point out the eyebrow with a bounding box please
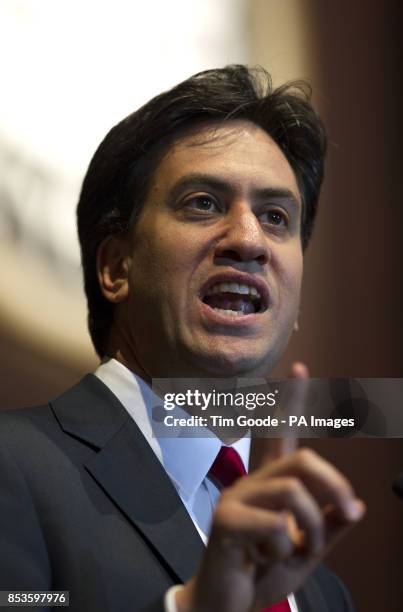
[167,172,301,208]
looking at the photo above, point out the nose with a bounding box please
[214,203,270,266]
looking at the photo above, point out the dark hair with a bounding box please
[77,64,327,358]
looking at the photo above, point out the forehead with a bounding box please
[149,120,301,203]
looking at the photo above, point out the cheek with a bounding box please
[129,235,195,310]
[277,249,303,304]
[147,221,207,286]
[289,260,303,293]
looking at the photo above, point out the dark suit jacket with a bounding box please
[0,375,354,612]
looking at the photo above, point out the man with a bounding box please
[0,66,364,611]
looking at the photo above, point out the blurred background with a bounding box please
[0,0,402,609]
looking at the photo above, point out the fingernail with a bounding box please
[344,500,363,521]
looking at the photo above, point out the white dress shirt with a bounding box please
[94,358,298,612]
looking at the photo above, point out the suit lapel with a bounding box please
[50,376,345,607]
[295,574,330,612]
[51,374,205,584]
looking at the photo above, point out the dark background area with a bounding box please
[292,2,403,610]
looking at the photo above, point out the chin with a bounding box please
[195,346,272,378]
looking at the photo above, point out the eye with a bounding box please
[183,194,220,213]
[260,209,288,227]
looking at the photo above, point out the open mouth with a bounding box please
[201,281,267,317]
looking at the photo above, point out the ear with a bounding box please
[97,235,131,304]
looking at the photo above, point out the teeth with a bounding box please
[206,282,261,299]
[213,308,246,317]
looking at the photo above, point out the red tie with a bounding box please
[209,447,291,612]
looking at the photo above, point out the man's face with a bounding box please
[120,120,303,379]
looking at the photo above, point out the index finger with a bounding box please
[249,362,309,472]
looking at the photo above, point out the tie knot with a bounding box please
[208,446,246,488]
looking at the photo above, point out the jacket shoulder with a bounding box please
[297,563,355,612]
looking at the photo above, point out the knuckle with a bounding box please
[214,493,233,516]
[309,510,324,532]
[334,477,354,500]
[218,488,231,503]
[296,447,316,467]
[213,496,241,531]
[271,512,289,534]
[212,504,231,532]
[283,477,302,499]
[269,517,295,557]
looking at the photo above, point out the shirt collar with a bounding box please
[94,358,250,501]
